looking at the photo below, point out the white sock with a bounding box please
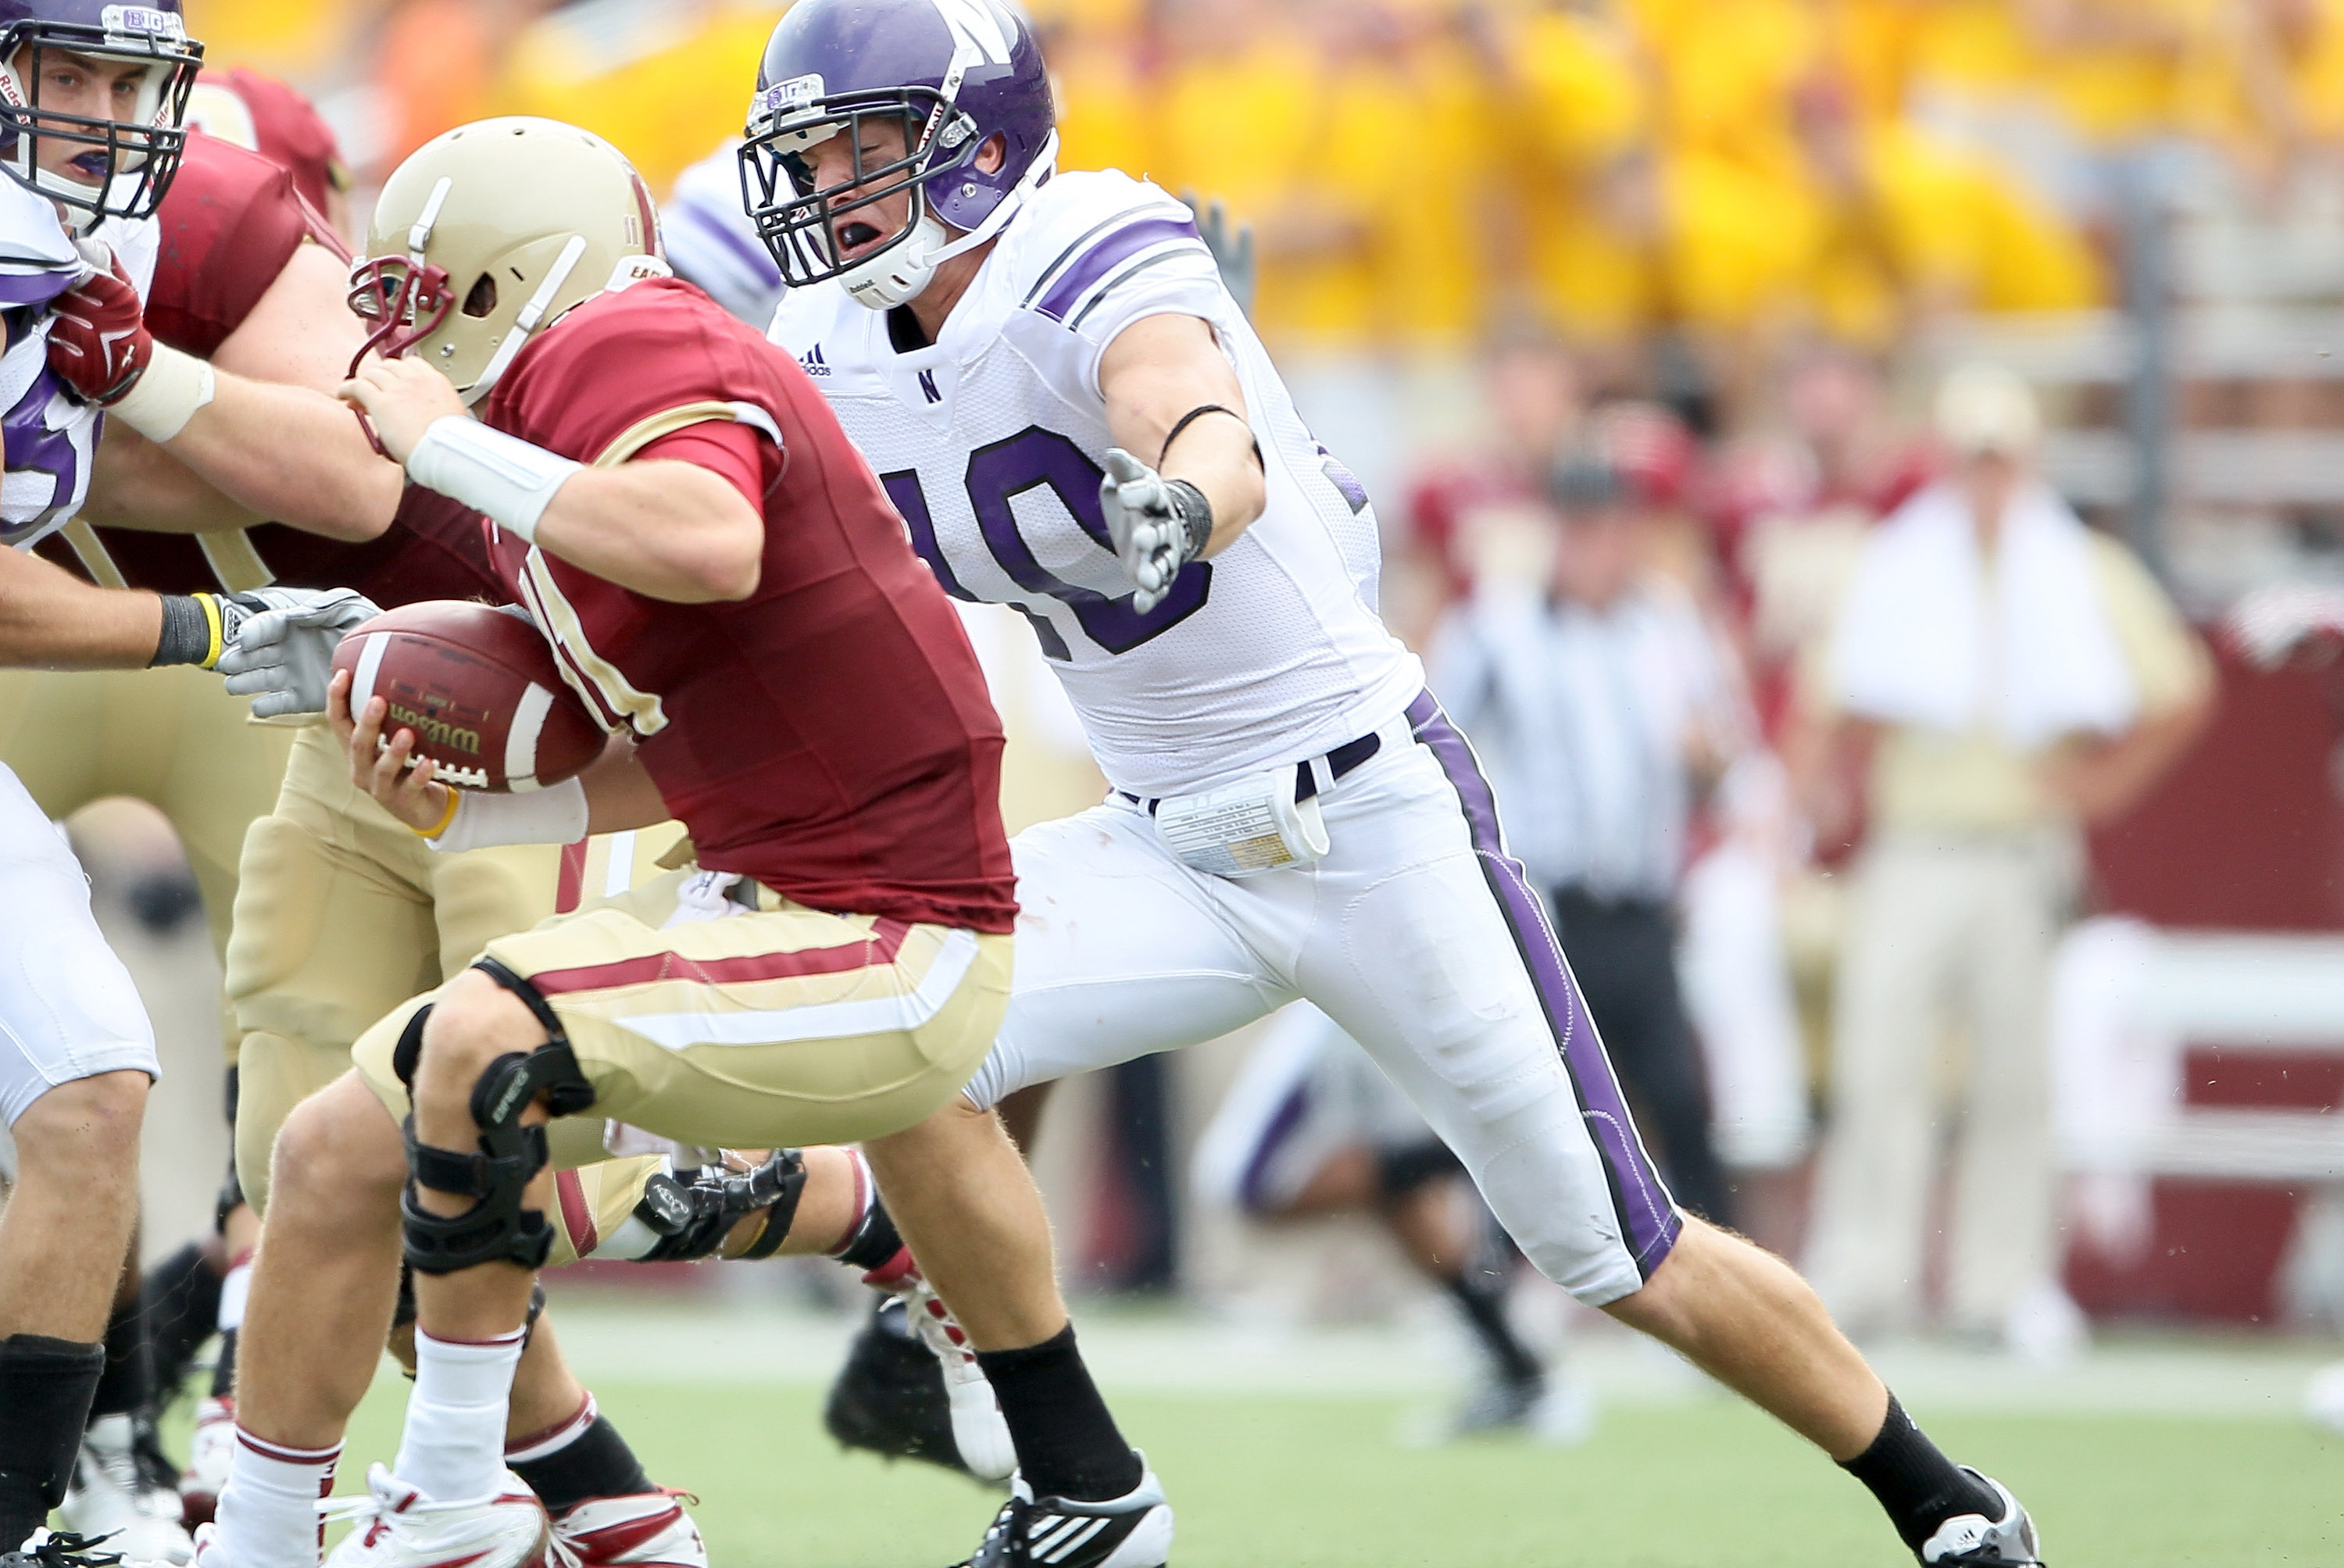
[213,1428,339,1568]
[393,1328,525,1503]
[219,1254,253,1334]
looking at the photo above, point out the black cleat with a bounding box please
[824,1297,973,1480]
[950,1465,1172,1568]
[5,1531,127,1568]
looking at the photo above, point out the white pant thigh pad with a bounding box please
[0,763,159,1127]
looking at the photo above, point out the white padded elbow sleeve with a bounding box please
[426,776,589,853]
[405,416,581,544]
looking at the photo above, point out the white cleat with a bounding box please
[59,1414,195,1565]
[547,1492,705,1568]
[320,1466,549,1568]
[179,1398,236,1527]
[899,1278,1018,1484]
[1918,1470,2042,1566]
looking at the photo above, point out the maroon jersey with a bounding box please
[38,134,506,607]
[186,66,349,219]
[480,278,1016,934]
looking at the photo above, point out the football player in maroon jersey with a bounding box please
[34,91,736,1567]
[42,116,1072,1568]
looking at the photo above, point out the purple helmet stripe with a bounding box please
[1034,214,1204,323]
[1406,690,1685,1277]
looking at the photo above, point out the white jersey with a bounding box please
[0,177,155,548]
[768,169,1423,798]
[662,142,784,329]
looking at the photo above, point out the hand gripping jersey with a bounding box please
[479,277,1017,933]
[0,177,155,550]
[767,169,1424,799]
[32,133,506,606]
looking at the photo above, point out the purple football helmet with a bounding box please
[0,0,202,227]
[739,0,1055,309]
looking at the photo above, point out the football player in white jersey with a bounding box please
[742,3,2042,1566]
[0,9,411,1563]
[0,6,348,1564]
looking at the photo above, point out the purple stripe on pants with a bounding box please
[1237,1082,1311,1216]
[1405,691,1683,1277]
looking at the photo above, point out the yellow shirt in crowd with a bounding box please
[493,0,781,195]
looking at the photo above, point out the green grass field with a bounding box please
[276,1369,2337,1567]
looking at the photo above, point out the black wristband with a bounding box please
[151,593,213,667]
[1163,478,1213,565]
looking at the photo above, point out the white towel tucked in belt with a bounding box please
[1830,480,2137,748]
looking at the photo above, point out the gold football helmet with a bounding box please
[349,116,670,402]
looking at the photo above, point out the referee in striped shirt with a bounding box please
[1428,442,1745,1223]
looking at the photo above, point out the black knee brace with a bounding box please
[395,962,597,1277]
[630,1148,809,1263]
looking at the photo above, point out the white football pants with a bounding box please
[964,694,1681,1306]
[0,761,159,1127]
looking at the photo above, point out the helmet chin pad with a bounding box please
[841,212,946,310]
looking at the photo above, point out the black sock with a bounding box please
[91,1292,155,1421]
[0,1334,105,1550]
[138,1241,223,1411]
[509,1411,652,1516]
[1441,1269,1542,1388]
[1839,1395,2000,1552]
[210,1327,238,1401]
[975,1325,1141,1503]
[1372,1138,1461,1198]
[832,1196,903,1273]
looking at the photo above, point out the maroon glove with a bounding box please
[46,252,152,405]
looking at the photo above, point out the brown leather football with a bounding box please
[331,601,603,792]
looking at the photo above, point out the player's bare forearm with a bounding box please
[0,545,163,668]
[166,369,402,541]
[213,241,370,395]
[84,420,264,533]
[1099,313,1265,556]
[534,461,764,604]
[578,742,672,833]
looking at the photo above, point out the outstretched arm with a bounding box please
[0,542,164,667]
[341,358,765,605]
[52,245,402,541]
[1099,313,1266,559]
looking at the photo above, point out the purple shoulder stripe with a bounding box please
[1032,213,1203,323]
[0,266,77,311]
[670,199,782,288]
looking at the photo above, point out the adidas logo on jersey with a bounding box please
[799,345,831,377]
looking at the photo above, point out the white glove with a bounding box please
[1099,448,1209,615]
[215,587,384,718]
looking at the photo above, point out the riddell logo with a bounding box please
[799,344,830,377]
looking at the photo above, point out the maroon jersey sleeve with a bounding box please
[633,420,778,510]
[481,281,1017,934]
